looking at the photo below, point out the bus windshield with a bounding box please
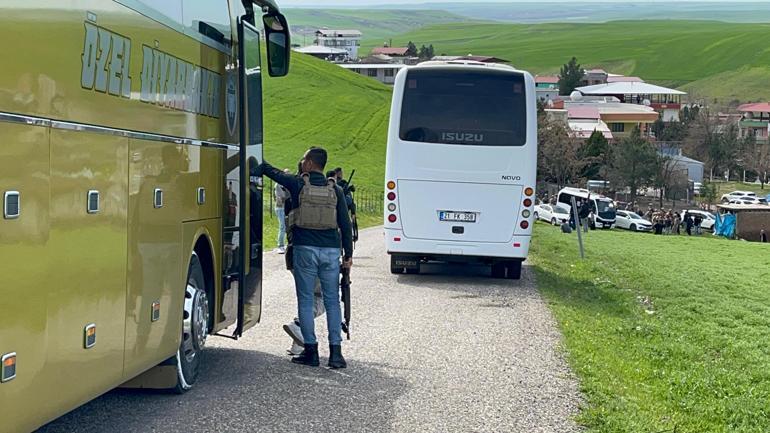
[399,69,527,146]
[596,199,614,213]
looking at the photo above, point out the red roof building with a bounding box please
[737,103,770,144]
[371,47,409,56]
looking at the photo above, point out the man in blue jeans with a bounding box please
[257,147,353,368]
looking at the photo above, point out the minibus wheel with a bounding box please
[174,253,210,394]
[505,261,522,280]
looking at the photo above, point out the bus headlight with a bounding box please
[522,209,531,218]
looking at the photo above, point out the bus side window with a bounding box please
[114,1,183,29]
[182,0,232,46]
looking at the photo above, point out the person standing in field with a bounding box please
[274,169,291,254]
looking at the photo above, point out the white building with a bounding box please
[576,81,687,122]
[314,29,362,60]
[338,64,407,85]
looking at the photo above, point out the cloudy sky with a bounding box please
[280,0,766,5]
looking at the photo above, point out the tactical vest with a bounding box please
[289,174,338,230]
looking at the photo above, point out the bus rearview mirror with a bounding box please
[262,13,290,77]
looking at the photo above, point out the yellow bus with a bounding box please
[0,1,290,431]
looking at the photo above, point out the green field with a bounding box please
[263,52,391,191]
[385,2,770,24]
[529,222,770,432]
[260,52,391,248]
[392,20,770,101]
[284,8,470,46]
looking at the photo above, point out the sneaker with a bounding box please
[287,341,304,356]
[278,246,287,255]
[272,247,283,253]
[282,321,304,347]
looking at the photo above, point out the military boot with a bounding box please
[328,344,347,369]
[291,343,319,367]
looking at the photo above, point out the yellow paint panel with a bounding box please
[0,123,51,433]
[39,129,128,421]
[124,139,184,379]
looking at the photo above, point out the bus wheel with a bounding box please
[174,253,210,394]
[491,262,507,279]
[505,261,522,280]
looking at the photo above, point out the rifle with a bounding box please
[344,169,359,243]
[340,265,351,340]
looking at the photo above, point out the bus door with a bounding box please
[224,18,263,337]
[224,6,290,338]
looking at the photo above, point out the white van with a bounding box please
[557,187,616,228]
[384,61,538,279]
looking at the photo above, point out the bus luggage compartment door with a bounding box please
[397,180,522,243]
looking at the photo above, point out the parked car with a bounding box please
[693,182,702,196]
[728,196,767,205]
[534,203,570,225]
[681,210,716,231]
[721,190,757,203]
[615,210,652,232]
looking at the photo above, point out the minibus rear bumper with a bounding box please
[384,228,530,261]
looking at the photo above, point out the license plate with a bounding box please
[439,211,477,223]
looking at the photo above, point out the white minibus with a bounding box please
[557,187,617,229]
[383,61,537,279]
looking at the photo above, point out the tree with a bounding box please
[700,181,718,207]
[683,108,739,180]
[579,130,611,181]
[406,41,418,57]
[538,117,583,188]
[741,135,770,189]
[417,44,434,60]
[609,127,659,205]
[653,155,689,208]
[558,57,585,96]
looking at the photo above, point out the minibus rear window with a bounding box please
[400,69,527,146]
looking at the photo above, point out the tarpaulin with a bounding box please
[714,212,736,238]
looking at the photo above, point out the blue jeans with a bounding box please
[275,208,286,247]
[292,246,342,345]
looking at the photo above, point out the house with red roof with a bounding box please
[738,103,770,144]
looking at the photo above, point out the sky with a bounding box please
[280,0,769,5]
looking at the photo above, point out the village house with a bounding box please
[737,103,770,144]
[313,29,362,60]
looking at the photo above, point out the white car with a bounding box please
[721,190,756,203]
[681,210,716,231]
[534,203,571,225]
[728,196,767,205]
[693,182,702,196]
[615,210,652,232]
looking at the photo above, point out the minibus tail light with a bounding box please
[388,214,397,223]
[524,187,534,197]
[387,181,396,190]
[387,192,396,201]
[523,198,532,207]
[520,220,529,229]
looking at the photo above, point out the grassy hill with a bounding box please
[262,52,391,191]
[378,2,770,24]
[392,20,770,102]
[284,8,470,46]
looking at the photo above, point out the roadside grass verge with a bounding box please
[529,223,770,432]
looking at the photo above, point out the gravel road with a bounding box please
[39,227,582,433]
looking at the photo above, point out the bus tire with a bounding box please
[505,261,522,280]
[491,262,507,279]
[390,256,403,274]
[173,253,210,394]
